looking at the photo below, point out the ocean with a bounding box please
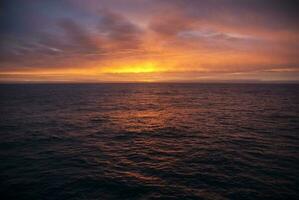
[0,83,298,199]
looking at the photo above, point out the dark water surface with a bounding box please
[0,83,298,200]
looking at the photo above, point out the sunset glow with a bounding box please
[102,62,160,74]
[0,0,298,82]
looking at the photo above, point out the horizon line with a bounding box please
[1,80,299,84]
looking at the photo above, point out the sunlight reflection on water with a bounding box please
[0,83,299,199]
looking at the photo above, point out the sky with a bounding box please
[0,0,299,82]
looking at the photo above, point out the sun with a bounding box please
[102,62,159,74]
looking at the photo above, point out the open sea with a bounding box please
[0,83,298,200]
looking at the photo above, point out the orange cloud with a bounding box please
[0,0,298,82]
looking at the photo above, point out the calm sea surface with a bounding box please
[0,83,298,200]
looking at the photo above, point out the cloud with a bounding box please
[98,9,143,49]
[0,5,147,71]
[0,0,298,81]
[158,0,299,32]
[149,11,196,37]
[58,19,100,53]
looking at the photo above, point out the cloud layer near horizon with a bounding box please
[0,0,299,82]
